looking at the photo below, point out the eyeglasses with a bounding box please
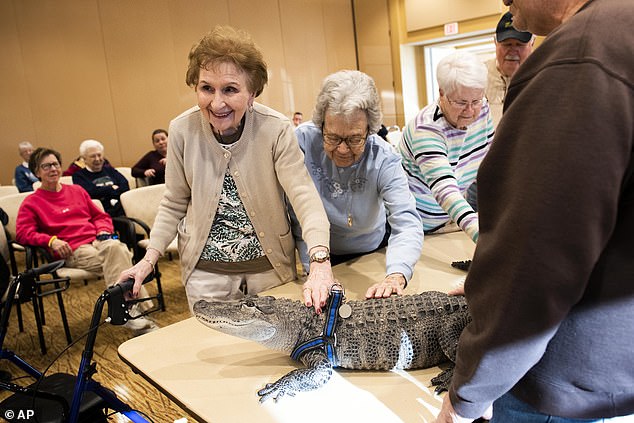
[446,97,486,110]
[322,128,368,148]
[40,162,62,171]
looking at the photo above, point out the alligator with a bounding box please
[193,290,470,402]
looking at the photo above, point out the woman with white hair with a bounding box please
[399,51,494,243]
[293,70,423,298]
[72,139,130,217]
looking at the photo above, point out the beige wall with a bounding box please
[353,0,397,126]
[405,0,505,32]
[1,0,517,185]
[0,0,356,185]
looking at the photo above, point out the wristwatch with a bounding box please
[309,250,330,263]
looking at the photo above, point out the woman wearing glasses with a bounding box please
[16,148,156,335]
[399,51,494,243]
[117,26,334,314]
[292,70,423,299]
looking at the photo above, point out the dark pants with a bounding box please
[330,224,390,266]
[490,392,632,423]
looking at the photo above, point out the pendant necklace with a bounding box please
[334,165,359,228]
[347,192,353,227]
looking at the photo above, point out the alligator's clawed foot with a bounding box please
[258,379,295,403]
[257,367,325,403]
[431,367,454,393]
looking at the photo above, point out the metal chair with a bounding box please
[117,184,172,311]
[0,193,33,249]
[119,184,177,261]
[1,223,72,355]
[19,199,151,351]
[0,192,33,332]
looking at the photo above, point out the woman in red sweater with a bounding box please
[16,147,156,336]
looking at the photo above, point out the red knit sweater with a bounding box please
[16,184,113,253]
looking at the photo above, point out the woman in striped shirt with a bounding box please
[399,51,494,243]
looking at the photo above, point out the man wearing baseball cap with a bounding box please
[486,12,534,127]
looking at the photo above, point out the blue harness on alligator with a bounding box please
[290,287,345,367]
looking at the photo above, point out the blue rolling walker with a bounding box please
[0,260,156,422]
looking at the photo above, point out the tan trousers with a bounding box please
[185,268,281,314]
[65,239,152,310]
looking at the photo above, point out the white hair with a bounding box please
[79,139,104,157]
[312,70,383,134]
[436,51,488,95]
[18,141,33,152]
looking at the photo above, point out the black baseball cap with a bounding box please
[496,12,533,43]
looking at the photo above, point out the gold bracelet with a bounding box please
[142,258,155,270]
[47,236,58,248]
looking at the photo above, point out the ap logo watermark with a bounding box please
[4,409,35,420]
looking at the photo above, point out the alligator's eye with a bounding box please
[241,300,257,311]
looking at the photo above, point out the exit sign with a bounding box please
[444,22,459,35]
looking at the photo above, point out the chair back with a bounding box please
[0,225,15,329]
[135,176,150,188]
[116,167,137,189]
[60,175,73,185]
[0,222,10,294]
[0,223,9,265]
[0,192,33,240]
[120,184,165,229]
[118,185,169,309]
[0,186,19,198]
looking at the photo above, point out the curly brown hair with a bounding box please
[185,26,268,97]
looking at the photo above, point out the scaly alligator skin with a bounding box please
[193,291,469,402]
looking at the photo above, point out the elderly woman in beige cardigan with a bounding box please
[118,26,334,314]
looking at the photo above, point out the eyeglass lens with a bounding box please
[325,135,365,147]
[449,98,484,109]
[40,162,61,170]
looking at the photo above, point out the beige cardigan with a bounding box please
[148,103,330,284]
